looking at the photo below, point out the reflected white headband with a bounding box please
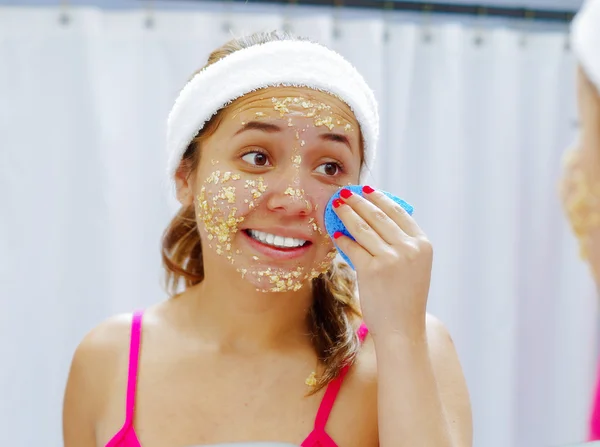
[572,0,600,90]
[166,40,379,181]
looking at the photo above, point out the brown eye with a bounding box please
[316,162,341,176]
[242,151,270,167]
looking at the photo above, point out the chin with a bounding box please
[230,258,310,293]
[236,255,336,294]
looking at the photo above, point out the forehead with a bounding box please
[224,86,359,126]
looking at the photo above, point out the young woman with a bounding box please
[63,31,472,447]
[560,0,600,440]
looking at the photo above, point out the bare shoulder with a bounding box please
[63,313,137,447]
[65,313,136,406]
[425,313,454,347]
[425,313,470,394]
[356,315,472,446]
[73,313,136,368]
[424,313,471,403]
[425,313,473,447]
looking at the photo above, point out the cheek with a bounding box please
[194,171,245,246]
[305,185,339,239]
[195,170,269,220]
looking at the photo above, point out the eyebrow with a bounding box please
[319,132,352,151]
[234,120,353,151]
[234,121,282,135]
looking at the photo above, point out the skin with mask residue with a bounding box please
[181,87,361,293]
[560,67,600,279]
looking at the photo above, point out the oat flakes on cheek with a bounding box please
[196,89,359,292]
[193,164,275,285]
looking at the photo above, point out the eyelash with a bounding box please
[240,149,346,176]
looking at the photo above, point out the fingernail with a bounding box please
[362,185,375,194]
[333,198,345,208]
[333,231,343,239]
[340,188,353,199]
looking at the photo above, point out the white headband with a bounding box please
[572,0,600,90]
[166,40,379,182]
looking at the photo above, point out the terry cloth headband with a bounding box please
[165,40,379,183]
[572,0,600,91]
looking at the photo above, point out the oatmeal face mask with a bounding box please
[194,89,358,292]
[559,0,600,264]
[166,40,379,291]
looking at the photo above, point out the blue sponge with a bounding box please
[324,185,414,270]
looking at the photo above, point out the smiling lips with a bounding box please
[242,228,314,260]
[246,229,309,249]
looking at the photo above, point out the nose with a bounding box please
[264,174,314,216]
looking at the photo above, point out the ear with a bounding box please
[175,161,194,207]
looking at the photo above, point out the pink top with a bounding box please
[105,311,370,447]
[589,359,600,440]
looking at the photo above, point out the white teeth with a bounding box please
[248,230,307,248]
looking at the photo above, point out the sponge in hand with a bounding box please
[324,185,414,270]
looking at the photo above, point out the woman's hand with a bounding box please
[332,186,433,340]
[333,186,472,447]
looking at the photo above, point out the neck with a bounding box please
[182,262,315,352]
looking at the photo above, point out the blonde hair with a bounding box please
[161,31,363,394]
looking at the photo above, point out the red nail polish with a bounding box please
[333,198,345,208]
[340,188,353,199]
[362,185,375,194]
[333,231,343,239]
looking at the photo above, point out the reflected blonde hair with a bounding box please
[161,31,363,394]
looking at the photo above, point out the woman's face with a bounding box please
[178,86,362,292]
[559,66,600,265]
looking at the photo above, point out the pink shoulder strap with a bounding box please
[313,323,369,431]
[125,311,144,425]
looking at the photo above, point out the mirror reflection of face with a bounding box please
[186,86,363,292]
[559,67,600,267]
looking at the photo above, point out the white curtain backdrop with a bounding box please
[0,3,596,447]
